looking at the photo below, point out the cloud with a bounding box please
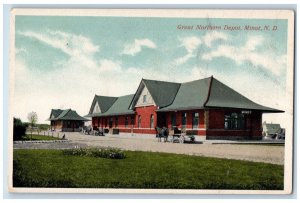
[202,35,286,76]
[244,35,264,51]
[174,32,228,65]
[98,59,122,73]
[19,30,99,57]
[180,36,202,54]
[121,39,157,56]
[14,30,160,122]
[202,31,228,48]
[174,53,195,66]
[173,37,200,66]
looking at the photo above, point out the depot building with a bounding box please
[86,76,283,140]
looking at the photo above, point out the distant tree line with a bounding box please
[23,123,50,131]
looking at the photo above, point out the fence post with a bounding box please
[52,132,53,137]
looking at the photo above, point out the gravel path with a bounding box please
[14,132,284,165]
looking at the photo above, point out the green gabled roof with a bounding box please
[205,78,283,112]
[88,95,118,115]
[101,94,135,116]
[88,76,283,115]
[158,76,283,113]
[50,109,89,121]
[49,109,64,120]
[142,79,181,108]
[157,77,211,111]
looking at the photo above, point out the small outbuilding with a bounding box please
[48,109,89,132]
[262,122,283,138]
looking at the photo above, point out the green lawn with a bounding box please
[13,149,284,189]
[19,134,61,141]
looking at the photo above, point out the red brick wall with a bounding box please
[206,109,262,139]
[164,109,204,130]
[91,109,263,139]
[208,109,225,129]
[91,106,157,134]
[199,110,205,128]
[133,129,156,134]
[120,128,132,133]
[135,106,157,129]
[249,111,262,137]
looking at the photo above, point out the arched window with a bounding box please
[125,116,128,128]
[171,112,176,127]
[150,114,154,128]
[115,117,118,128]
[192,112,199,129]
[182,112,187,129]
[138,115,141,128]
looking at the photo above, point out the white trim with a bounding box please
[135,82,157,107]
[93,101,101,114]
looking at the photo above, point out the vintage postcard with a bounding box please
[9,9,294,194]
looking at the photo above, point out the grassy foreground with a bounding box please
[13,149,284,189]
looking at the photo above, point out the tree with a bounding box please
[27,111,38,140]
[13,118,27,141]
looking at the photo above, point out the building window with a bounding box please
[182,112,187,129]
[143,95,147,103]
[171,112,176,127]
[109,117,113,128]
[192,112,199,129]
[115,117,118,128]
[150,114,154,128]
[131,116,134,126]
[138,115,141,128]
[125,116,128,128]
[224,113,246,130]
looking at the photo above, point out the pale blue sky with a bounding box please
[14,16,289,125]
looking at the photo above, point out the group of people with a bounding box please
[81,126,104,136]
[156,126,180,142]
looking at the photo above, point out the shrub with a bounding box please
[62,147,126,159]
[13,118,28,141]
